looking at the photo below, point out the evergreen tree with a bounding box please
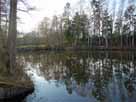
[124,4,136,48]
[102,9,112,48]
[63,2,72,46]
[70,12,89,47]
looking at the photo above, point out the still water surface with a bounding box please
[19,51,136,102]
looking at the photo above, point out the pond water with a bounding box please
[18,51,136,102]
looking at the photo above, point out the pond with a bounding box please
[18,51,136,102]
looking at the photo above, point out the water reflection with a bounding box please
[20,51,136,102]
[0,51,33,102]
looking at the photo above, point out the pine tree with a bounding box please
[102,9,112,48]
[124,4,136,48]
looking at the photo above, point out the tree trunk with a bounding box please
[121,34,123,49]
[132,31,134,48]
[105,37,108,49]
[7,0,17,70]
[87,36,89,48]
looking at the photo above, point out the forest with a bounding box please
[0,0,135,82]
[0,0,136,101]
[17,0,136,50]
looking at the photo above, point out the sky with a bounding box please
[18,0,78,33]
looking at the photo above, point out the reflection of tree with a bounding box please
[123,53,136,98]
[21,51,136,102]
[92,69,106,102]
[0,53,33,101]
[64,53,91,95]
[65,56,90,85]
[91,53,113,102]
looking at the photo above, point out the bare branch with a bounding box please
[18,0,36,12]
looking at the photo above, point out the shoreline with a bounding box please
[17,47,136,52]
[0,80,34,101]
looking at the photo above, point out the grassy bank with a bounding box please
[17,45,136,52]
